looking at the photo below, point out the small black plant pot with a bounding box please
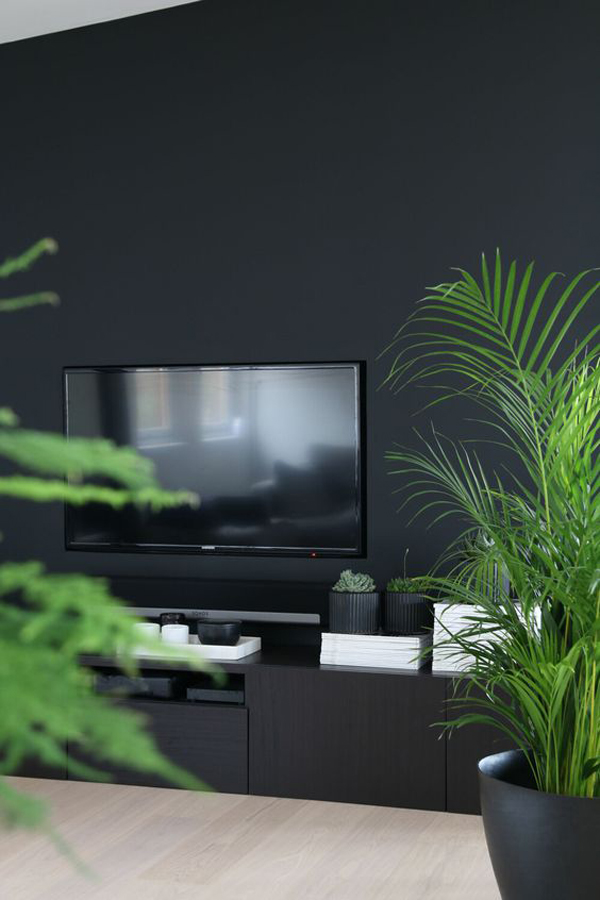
[384,592,432,635]
[479,750,600,900]
[328,592,380,634]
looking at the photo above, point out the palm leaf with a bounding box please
[383,251,599,798]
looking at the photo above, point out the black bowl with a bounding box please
[197,619,241,646]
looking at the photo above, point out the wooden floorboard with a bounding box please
[0,778,500,900]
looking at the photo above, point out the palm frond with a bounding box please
[383,252,599,797]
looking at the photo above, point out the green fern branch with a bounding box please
[0,293,59,312]
[0,475,197,509]
[0,238,210,837]
[0,238,58,279]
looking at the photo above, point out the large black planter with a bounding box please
[328,592,380,634]
[384,592,432,634]
[479,750,600,900]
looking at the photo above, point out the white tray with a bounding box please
[188,635,261,659]
[134,635,261,661]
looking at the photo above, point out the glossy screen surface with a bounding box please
[65,364,362,555]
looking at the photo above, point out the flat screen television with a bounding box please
[64,363,365,557]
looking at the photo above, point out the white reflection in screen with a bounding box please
[198,369,242,441]
[132,370,175,448]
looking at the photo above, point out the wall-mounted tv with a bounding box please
[64,363,365,557]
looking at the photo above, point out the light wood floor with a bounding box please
[1,778,500,900]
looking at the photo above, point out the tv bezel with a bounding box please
[63,361,366,558]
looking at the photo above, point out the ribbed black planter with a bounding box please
[384,592,432,634]
[479,750,600,900]
[328,592,380,634]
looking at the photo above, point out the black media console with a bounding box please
[18,647,508,815]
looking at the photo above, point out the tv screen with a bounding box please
[64,363,364,556]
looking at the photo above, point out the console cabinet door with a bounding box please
[445,681,513,814]
[68,700,248,794]
[14,754,67,780]
[248,667,446,810]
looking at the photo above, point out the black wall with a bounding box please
[1,0,598,615]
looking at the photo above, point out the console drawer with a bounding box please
[68,700,248,793]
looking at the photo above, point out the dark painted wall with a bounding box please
[1,0,598,615]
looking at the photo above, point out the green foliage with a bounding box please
[386,576,430,593]
[0,240,207,833]
[332,569,377,593]
[0,293,59,312]
[386,546,431,592]
[384,251,599,799]
[0,237,59,312]
[0,475,195,509]
[0,237,58,278]
[0,408,19,426]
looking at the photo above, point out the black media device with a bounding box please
[94,673,183,700]
[64,362,365,557]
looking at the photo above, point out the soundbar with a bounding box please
[124,607,321,625]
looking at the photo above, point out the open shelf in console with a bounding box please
[93,666,246,706]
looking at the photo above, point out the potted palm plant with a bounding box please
[384,251,599,900]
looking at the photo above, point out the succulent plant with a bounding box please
[386,548,431,593]
[386,576,431,593]
[332,569,377,593]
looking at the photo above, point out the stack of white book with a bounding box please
[320,632,432,670]
[432,603,486,673]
